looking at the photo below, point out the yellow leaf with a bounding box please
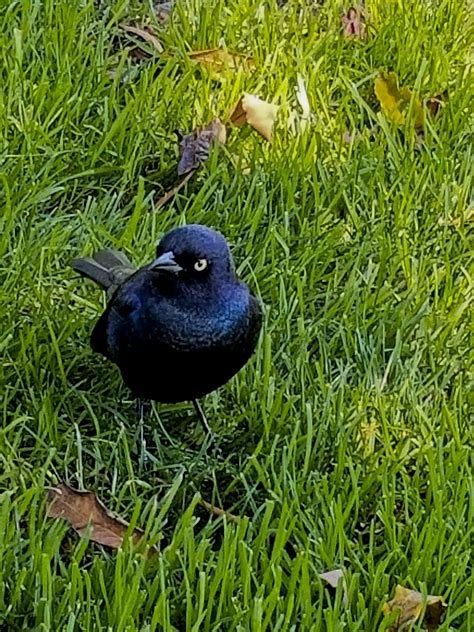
[229,93,279,142]
[375,72,424,129]
[382,585,447,631]
[189,48,255,76]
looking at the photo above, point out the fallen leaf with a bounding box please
[438,205,474,228]
[426,92,448,118]
[319,569,349,606]
[200,498,240,523]
[178,118,227,176]
[228,98,247,127]
[189,48,255,76]
[154,1,172,23]
[296,75,311,119]
[295,74,311,131]
[120,23,164,55]
[358,418,380,455]
[342,7,366,39]
[46,483,158,556]
[382,585,447,631]
[229,93,279,142]
[288,76,312,134]
[375,72,424,130]
[155,170,195,209]
[343,129,360,144]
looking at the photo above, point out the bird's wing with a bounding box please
[90,308,110,357]
[72,248,138,358]
[90,266,147,360]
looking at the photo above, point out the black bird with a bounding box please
[72,224,262,442]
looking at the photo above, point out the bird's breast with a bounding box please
[148,291,251,351]
[105,281,262,402]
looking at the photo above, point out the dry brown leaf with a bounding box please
[46,483,158,556]
[382,585,447,631]
[375,72,424,130]
[228,98,247,127]
[120,23,164,54]
[200,498,240,523]
[319,569,349,606]
[178,118,227,176]
[342,7,366,39]
[426,92,448,118]
[229,94,279,142]
[189,48,255,76]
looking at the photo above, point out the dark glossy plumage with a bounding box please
[72,224,262,405]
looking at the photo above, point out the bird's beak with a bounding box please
[149,251,183,274]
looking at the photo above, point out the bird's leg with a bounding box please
[137,398,148,468]
[192,399,215,441]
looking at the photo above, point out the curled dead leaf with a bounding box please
[154,1,172,23]
[375,72,424,130]
[120,23,164,55]
[178,118,227,176]
[319,569,349,606]
[189,48,255,76]
[342,7,366,39]
[426,92,448,118]
[46,483,158,556]
[229,93,279,142]
[382,585,447,631]
[228,98,247,128]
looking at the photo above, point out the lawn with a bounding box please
[0,0,472,630]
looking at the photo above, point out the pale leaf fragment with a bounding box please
[319,569,349,606]
[293,74,311,132]
[229,93,279,142]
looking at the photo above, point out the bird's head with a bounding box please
[149,224,235,291]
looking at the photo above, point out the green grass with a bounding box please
[1,0,473,629]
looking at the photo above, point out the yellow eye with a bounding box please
[194,258,208,272]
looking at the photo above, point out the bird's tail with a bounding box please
[71,249,136,296]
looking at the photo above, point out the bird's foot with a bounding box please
[192,399,222,456]
[137,399,151,469]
